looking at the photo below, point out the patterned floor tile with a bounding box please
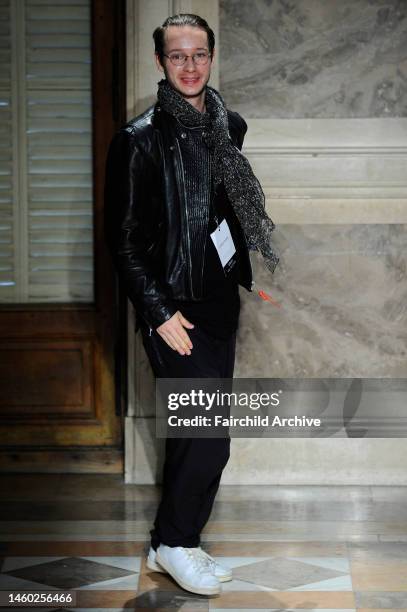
[290,556,350,572]
[203,541,347,556]
[230,555,349,590]
[0,541,146,556]
[290,573,353,591]
[80,555,140,573]
[207,591,356,608]
[0,572,57,591]
[355,590,407,607]
[2,556,67,571]
[133,587,210,608]
[1,478,406,610]
[221,579,266,592]
[1,556,139,589]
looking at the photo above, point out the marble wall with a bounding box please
[237,224,407,379]
[124,0,407,484]
[222,2,407,445]
[220,0,407,118]
[220,0,407,465]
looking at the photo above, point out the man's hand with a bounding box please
[156,311,195,355]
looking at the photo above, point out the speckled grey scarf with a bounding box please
[157,78,279,274]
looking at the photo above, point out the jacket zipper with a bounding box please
[173,137,194,297]
[140,313,153,335]
[199,161,213,295]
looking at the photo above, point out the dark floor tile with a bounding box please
[3,556,137,589]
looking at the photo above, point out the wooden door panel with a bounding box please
[0,1,126,471]
[0,340,94,416]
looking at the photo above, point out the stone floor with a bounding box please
[0,474,406,611]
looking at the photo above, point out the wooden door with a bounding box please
[0,0,127,472]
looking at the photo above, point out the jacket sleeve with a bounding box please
[236,115,248,151]
[104,128,177,329]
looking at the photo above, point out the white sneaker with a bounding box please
[146,546,166,574]
[194,546,233,582]
[146,545,232,583]
[155,544,221,595]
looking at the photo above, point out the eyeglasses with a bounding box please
[163,51,212,66]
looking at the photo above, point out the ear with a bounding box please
[155,53,164,72]
[210,46,216,63]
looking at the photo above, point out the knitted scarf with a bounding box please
[156,78,279,275]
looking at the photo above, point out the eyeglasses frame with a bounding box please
[162,50,213,66]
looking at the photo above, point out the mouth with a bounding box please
[180,77,200,85]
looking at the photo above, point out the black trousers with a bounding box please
[140,322,236,550]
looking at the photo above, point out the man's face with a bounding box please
[155,25,214,101]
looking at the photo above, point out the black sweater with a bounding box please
[171,116,240,340]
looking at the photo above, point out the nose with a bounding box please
[183,55,197,71]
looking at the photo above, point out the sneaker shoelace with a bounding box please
[183,547,213,573]
[195,547,217,570]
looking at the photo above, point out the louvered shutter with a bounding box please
[0,0,14,300]
[0,0,93,303]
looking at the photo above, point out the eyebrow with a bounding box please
[167,47,208,52]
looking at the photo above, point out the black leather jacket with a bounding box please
[104,101,254,331]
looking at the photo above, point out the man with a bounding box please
[104,13,278,597]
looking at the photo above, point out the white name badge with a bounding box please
[210,218,236,269]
